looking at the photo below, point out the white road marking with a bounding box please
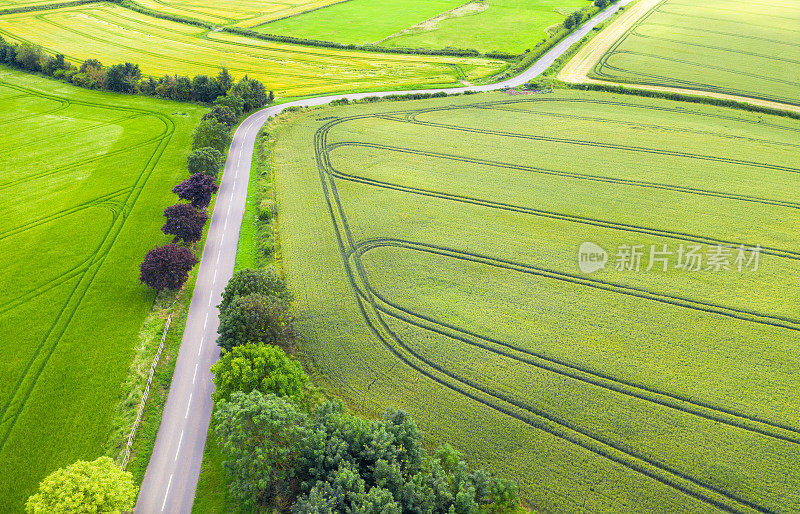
[193,363,198,383]
[221,233,225,245]
[216,251,221,265]
[224,218,228,230]
[213,269,217,284]
[203,312,208,330]
[227,204,231,215]
[198,336,204,356]
[185,394,192,418]
[174,430,184,461]
[208,290,214,306]
[161,474,173,511]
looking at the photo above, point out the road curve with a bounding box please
[135,2,633,511]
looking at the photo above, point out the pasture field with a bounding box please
[0,5,506,98]
[258,0,589,54]
[590,0,800,106]
[0,67,204,511]
[130,0,345,27]
[273,91,800,512]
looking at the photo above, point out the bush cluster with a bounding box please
[211,269,522,512]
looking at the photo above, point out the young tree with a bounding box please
[187,146,223,177]
[219,268,291,312]
[162,203,208,244]
[192,118,232,153]
[213,391,309,508]
[25,457,137,514]
[211,343,308,402]
[106,62,141,93]
[140,244,198,292]
[217,294,294,351]
[173,173,219,209]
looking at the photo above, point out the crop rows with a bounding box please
[306,97,800,513]
[590,0,800,105]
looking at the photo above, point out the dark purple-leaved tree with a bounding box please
[173,173,219,209]
[139,244,198,291]
[162,203,208,243]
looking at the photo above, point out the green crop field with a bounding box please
[590,0,800,105]
[0,4,506,98]
[130,0,345,27]
[272,90,800,512]
[258,0,590,54]
[0,67,204,511]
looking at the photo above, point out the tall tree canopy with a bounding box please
[217,293,294,351]
[140,244,198,291]
[219,268,291,312]
[211,343,308,402]
[173,173,219,209]
[162,203,208,244]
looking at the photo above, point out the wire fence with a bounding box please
[122,313,172,470]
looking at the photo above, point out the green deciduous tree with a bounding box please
[25,456,137,514]
[213,391,309,508]
[15,43,44,71]
[187,146,223,177]
[219,268,291,312]
[210,343,308,402]
[192,118,232,153]
[217,293,294,351]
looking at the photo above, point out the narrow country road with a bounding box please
[134,1,634,511]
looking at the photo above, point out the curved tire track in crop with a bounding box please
[312,99,799,513]
[0,81,177,455]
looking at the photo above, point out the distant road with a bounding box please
[134,1,634,511]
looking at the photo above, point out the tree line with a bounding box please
[207,268,522,512]
[0,35,272,105]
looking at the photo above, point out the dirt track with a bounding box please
[558,0,800,115]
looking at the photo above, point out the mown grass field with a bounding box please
[259,0,590,54]
[131,0,345,27]
[273,91,800,513]
[590,0,800,105]
[0,66,204,511]
[0,4,506,98]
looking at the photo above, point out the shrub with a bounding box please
[139,244,198,291]
[187,147,223,177]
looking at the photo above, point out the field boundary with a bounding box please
[122,314,171,469]
[558,0,800,115]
